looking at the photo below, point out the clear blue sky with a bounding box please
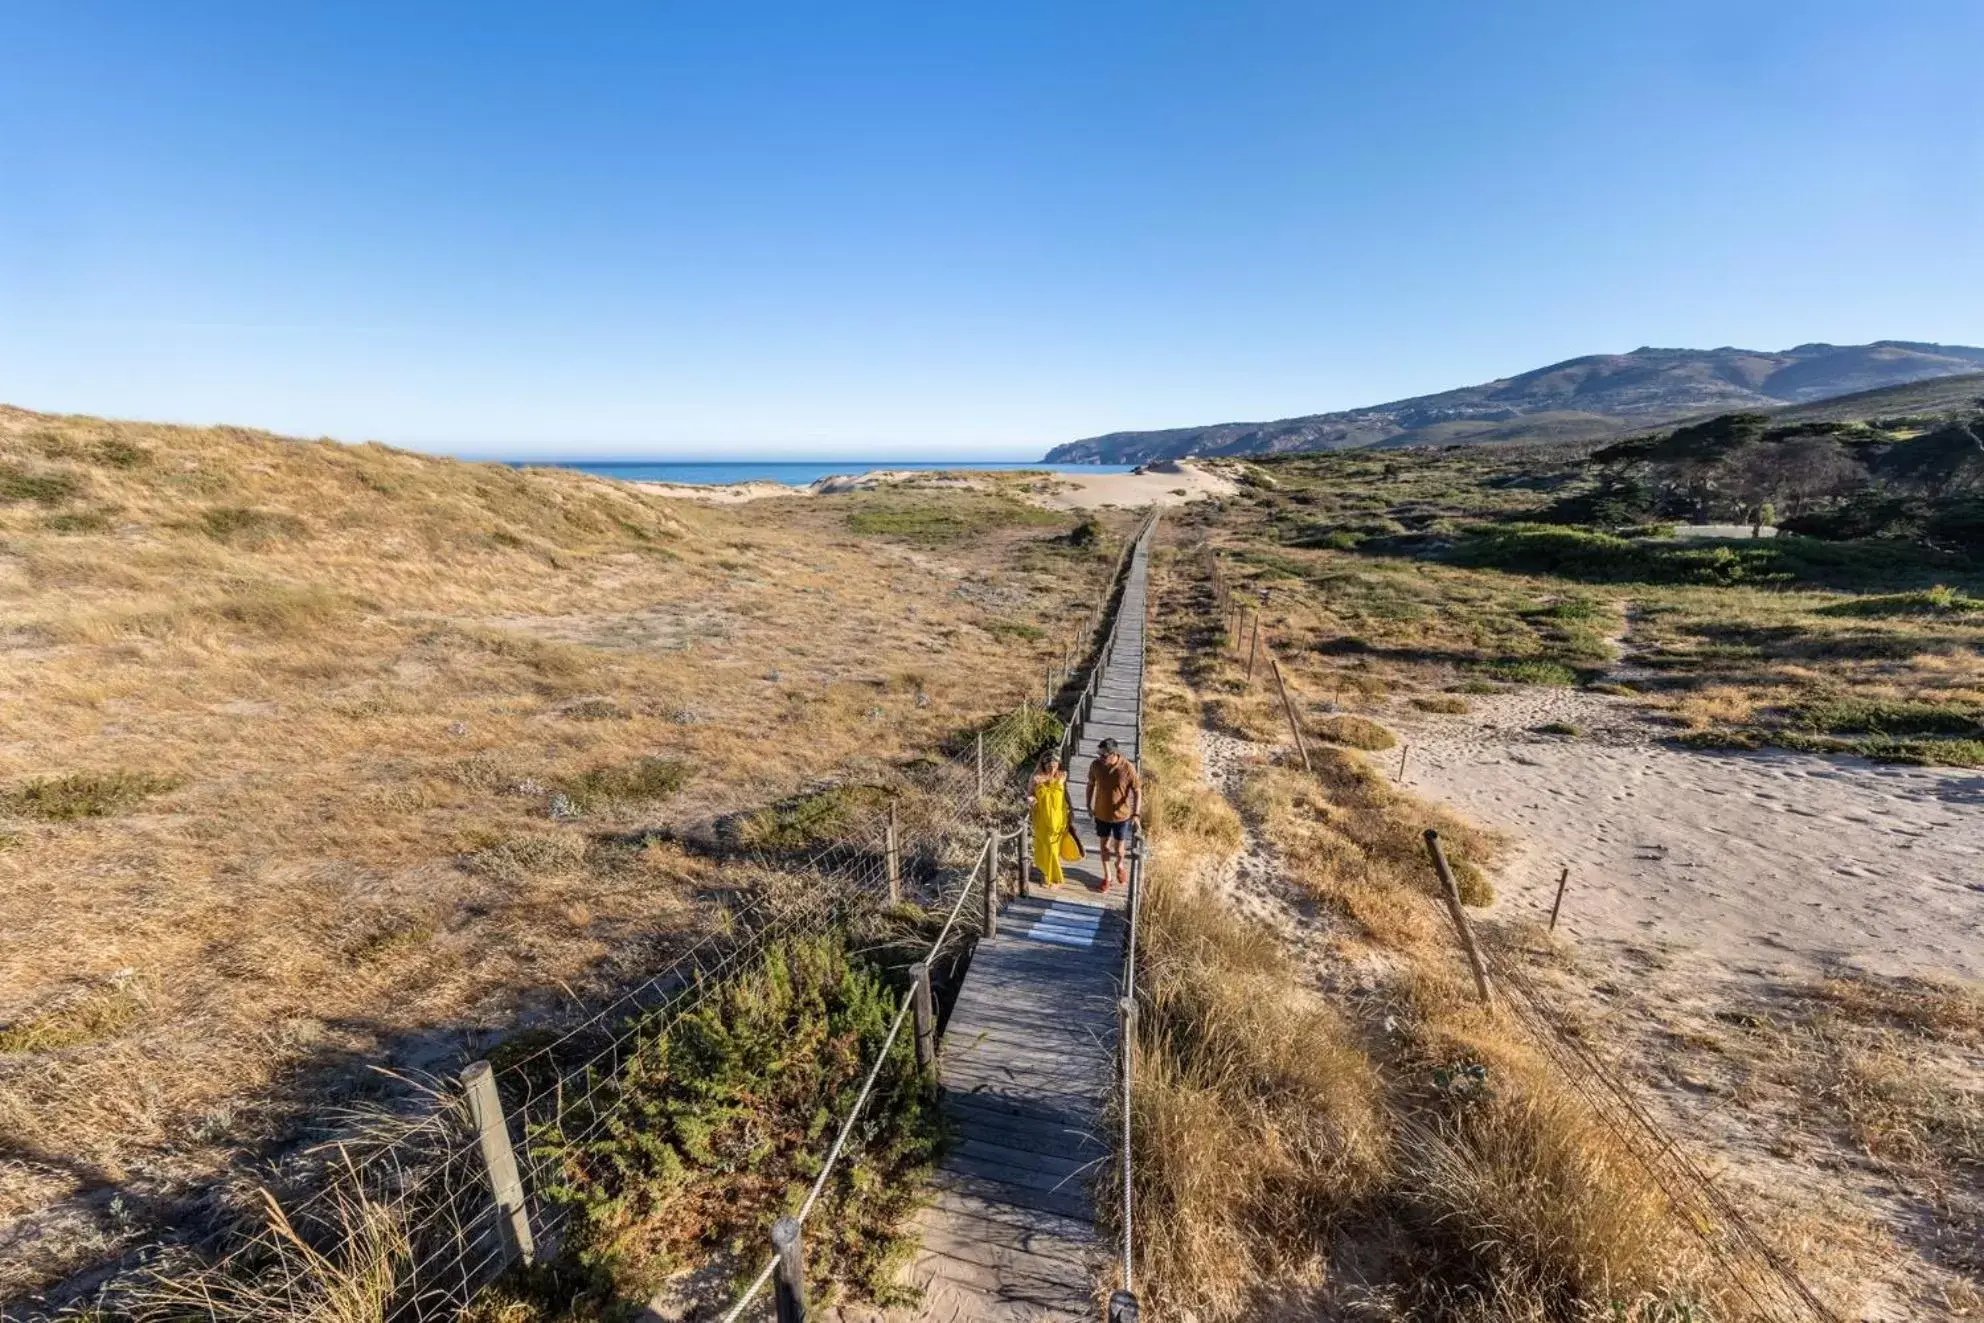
[3,2,1980,460]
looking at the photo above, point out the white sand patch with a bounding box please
[1390,690,1984,1316]
[1027,461,1238,511]
[1391,689,1984,982]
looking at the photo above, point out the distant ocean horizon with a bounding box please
[518,459,1135,486]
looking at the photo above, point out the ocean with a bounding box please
[522,460,1135,486]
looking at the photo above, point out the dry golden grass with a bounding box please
[1123,545,1759,1320]
[0,404,1115,1296]
[1126,685,1388,1320]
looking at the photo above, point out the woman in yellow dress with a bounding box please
[1029,752,1074,887]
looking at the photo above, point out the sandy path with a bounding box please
[1392,690,1984,983]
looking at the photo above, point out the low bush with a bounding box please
[1313,714,1397,750]
[1479,658,1581,687]
[531,932,938,1305]
[0,463,82,505]
[1787,697,1984,738]
[3,770,180,821]
[1411,696,1471,714]
[1817,585,1982,617]
[197,505,309,546]
[557,756,693,815]
[734,783,893,849]
[1449,522,1968,590]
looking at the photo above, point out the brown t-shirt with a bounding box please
[1088,755,1140,823]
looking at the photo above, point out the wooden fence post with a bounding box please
[910,961,936,1075]
[771,1216,808,1323]
[461,1061,536,1267]
[1267,655,1312,774]
[886,802,900,904]
[1014,827,1028,899]
[980,836,998,938]
[1548,865,1571,932]
[1246,611,1259,682]
[1423,830,1494,1006]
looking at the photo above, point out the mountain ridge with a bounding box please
[1044,340,1984,463]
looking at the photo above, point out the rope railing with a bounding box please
[1107,519,1156,1323]
[129,522,1156,1322]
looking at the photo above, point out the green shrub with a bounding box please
[41,509,114,534]
[1535,721,1581,737]
[198,506,308,546]
[1817,585,1982,617]
[735,783,893,849]
[1479,658,1581,687]
[1449,523,1966,590]
[0,984,145,1053]
[0,463,82,505]
[1786,698,1984,738]
[1411,696,1472,715]
[90,438,151,469]
[558,756,692,814]
[1313,714,1396,751]
[533,932,938,1300]
[4,770,180,821]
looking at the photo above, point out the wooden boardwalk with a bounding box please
[891,533,1150,1321]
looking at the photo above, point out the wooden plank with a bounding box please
[892,530,1151,1321]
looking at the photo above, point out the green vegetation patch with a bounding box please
[1817,585,1983,618]
[735,783,895,850]
[984,618,1044,642]
[3,770,180,821]
[1313,714,1397,751]
[0,984,145,1054]
[41,509,115,534]
[1450,523,1965,591]
[1476,658,1582,687]
[0,463,83,505]
[197,505,310,546]
[528,932,938,1305]
[558,756,693,814]
[1784,697,1984,738]
[1677,727,1984,768]
[1411,696,1472,715]
[843,492,1062,542]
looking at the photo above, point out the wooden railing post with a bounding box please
[1109,1290,1142,1323]
[1424,830,1494,1006]
[1246,611,1260,682]
[1014,827,1028,899]
[771,1217,808,1323]
[461,1061,536,1267]
[980,837,998,938]
[886,802,901,904]
[910,961,936,1075]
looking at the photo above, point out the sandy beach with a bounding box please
[625,460,1237,509]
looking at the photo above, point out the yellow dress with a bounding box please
[1030,775,1070,887]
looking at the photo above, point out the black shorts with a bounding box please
[1095,818,1131,841]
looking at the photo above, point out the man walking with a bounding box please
[1085,737,1141,892]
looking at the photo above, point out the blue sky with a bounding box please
[3,2,1980,460]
